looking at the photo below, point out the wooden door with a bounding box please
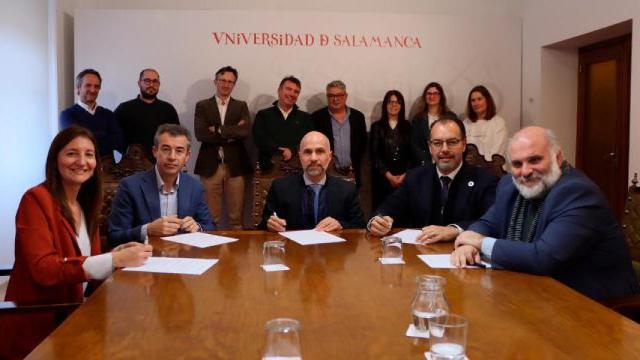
[577,35,631,220]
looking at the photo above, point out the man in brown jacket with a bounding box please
[194,66,252,229]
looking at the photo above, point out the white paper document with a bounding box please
[417,254,491,269]
[279,230,346,245]
[123,257,218,275]
[379,257,406,265]
[406,324,430,338]
[391,229,422,244]
[261,264,290,272]
[161,232,238,248]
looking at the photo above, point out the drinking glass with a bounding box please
[263,240,285,265]
[428,314,467,360]
[262,318,302,360]
[381,236,403,259]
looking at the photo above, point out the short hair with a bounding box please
[45,126,102,238]
[466,85,497,122]
[279,75,301,89]
[215,66,238,81]
[506,128,562,163]
[154,124,192,149]
[420,82,451,116]
[75,69,101,88]
[139,68,159,81]
[380,90,406,123]
[429,114,466,139]
[326,80,346,93]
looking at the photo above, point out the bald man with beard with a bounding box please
[452,126,639,301]
[260,131,365,232]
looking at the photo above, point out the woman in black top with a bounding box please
[370,90,412,210]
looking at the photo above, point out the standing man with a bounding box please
[368,116,498,243]
[194,66,252,230]
[311,80,367,186]
[114,68,180,161]
[261,131,365,231]
[108,124,214,247]
[452,126,639,301]
[60,68,124,159]
[253,75,313,171]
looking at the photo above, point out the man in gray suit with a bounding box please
[194,66,252,229]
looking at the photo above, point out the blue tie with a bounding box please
[310,184,322,224]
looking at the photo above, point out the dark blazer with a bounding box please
[311,106,367,185]
[410,110,458,167]
[108,169,215,247]
[469,168,639,301]
[259,175,365,230]
[1,185,101,359]
[194,96,252,177]
[375,162,498,229]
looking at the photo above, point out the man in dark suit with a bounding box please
[108,124,215,247]
[368,116,498,243]
[311,80,367,186]
[452,126,639,301]
[260,131,365,232]
[194,66,252,230]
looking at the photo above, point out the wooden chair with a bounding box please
[464,143,507,177]
[251,154,356,228]
[100,144,153,249]
[603,173,640,322]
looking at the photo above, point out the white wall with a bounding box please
[0,0,56,265]
[521,0,640,179]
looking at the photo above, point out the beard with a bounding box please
[305,164,325,178]
[140,90,157,100]
[512,159,562,199]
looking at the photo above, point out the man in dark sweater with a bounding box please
[60,68,125,159]
[252,75,313,171]
[115,68,180,160]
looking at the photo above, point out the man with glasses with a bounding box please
[194,66,252,230]
[311,80,367,186]
[368,115,498,243]
[115,68,180,161]
[108,124,214,247]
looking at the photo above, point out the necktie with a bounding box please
[440,176,451,208]
[310,184,322,224]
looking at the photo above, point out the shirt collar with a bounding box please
[303,173,327,186]
[437,161,463,181]
[329,106,350,121]
[154,165,180,192]
[215,94,230,105]
[278,105,293,119]
[77,101,97,115]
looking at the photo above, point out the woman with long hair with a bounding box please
[463,85,508,160]
[0,126,152,359]
[370,90,412,210]
[410,82,458,166]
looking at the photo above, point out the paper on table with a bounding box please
[279,230,346,245]
[417,254,491,269]
[122,257,218,275]
[261,264,290,272]
[406,324,429,338]
[392,229,422,244]
[161,232,238,248]
[379,257,406,265]
[424,352,469,360]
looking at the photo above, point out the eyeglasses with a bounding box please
[429,138,463,148]
[426,91,441,97]
[388,100,401,105]
[141,78,160,85]
[327,93,346,99]
[216,79,236,85]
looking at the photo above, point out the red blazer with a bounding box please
[1,184,101,359]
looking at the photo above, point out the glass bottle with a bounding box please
[411,275,449,333]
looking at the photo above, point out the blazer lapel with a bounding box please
[141,169,161,220]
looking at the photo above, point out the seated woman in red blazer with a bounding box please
[0,126,153,359]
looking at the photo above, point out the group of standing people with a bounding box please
[370,82,508,210]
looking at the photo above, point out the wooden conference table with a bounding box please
[28,230,640,359]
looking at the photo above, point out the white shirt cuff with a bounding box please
[83,253,114,280]
[481,237,497,260]
[141,224,148,242]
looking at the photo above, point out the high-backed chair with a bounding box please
[464,143,507,177]
[251,154,356,228]
[603,173,640,322]
[100,144,153,249]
